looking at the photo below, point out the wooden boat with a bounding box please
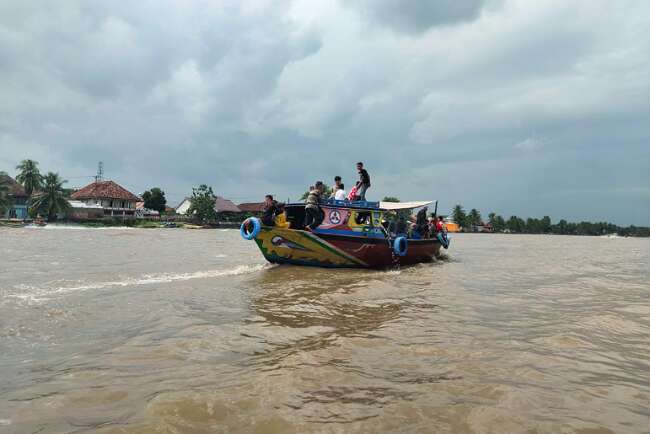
[240,199,449,269]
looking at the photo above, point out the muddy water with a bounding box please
[0,227,649,433]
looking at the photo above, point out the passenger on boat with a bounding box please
[355,162,371,201]
[426,216,434,238]
[436,216,446,233]
[390,215,408,237]
[347,185,358,201]
[412,207,429,238]
[329,176,343,199]
[304,181,325,231]
[261,194,284,226]
[333,183,347,201]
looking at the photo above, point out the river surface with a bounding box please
[0,227,649,433]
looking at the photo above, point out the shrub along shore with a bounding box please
[451,204,649,237]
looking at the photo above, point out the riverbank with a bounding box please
[0,219,242,229]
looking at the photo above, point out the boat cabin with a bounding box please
[285,199,384,235]
[283,199,435,239]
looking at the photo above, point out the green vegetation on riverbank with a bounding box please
[452,204,650,237]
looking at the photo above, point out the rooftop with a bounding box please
[214,196,241,212]
[0,174,28,198]
[176,196,241,213]
[237,202,265,212]
[71,180,140,202]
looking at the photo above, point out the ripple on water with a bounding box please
[1,232,650,433]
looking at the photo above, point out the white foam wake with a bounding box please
[7,264,267,302]
[25,224,134,230]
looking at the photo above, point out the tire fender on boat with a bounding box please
[393,236,408,257]
[240,217,261,240]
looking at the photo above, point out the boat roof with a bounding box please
[286,199,436,211]
[380,200,435,211]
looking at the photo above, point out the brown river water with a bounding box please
[0,227,649,433]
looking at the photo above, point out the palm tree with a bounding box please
[452,204,467,229]
[0,171,11,215]
[30,172,71,221]
[15,159,43,197]
[467,208,482,230]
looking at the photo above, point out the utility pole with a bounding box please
[95,161,104,182]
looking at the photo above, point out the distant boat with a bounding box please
[240,199,449,269]
[443,218,461,233]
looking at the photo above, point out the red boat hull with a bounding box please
[318,233,441,268]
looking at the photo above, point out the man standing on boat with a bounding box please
[355,162,371,201]
[304,181,325,230]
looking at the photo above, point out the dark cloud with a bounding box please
[349,0,488,33]
[1,0,649,225]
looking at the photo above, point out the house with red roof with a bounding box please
[70,180,140,218]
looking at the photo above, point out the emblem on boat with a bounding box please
[329,210,341,224]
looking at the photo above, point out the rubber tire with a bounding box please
[393,236,408,257]
[240,217,261,240]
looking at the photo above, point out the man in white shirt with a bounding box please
[334,183,347,200]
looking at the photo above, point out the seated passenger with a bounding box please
[330,176,343,199]
[333,183,347,201]
[355,211,371,225]
[409,222,422,239]
[261,194,284,226]
[394,216,408,236]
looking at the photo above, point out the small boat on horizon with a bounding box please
[240,199,450,269]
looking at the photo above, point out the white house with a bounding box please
[174,196,241,215]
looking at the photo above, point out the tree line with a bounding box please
[451,204,649,237]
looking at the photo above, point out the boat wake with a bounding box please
[6,264,268,303]
[25,224,134,230]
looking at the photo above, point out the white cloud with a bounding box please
[514,137,545,151]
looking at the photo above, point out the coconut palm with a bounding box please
[30,172,71,221]
[0,171,11,215]
[452,204,467,229]
[15,159,43,197]
[467,208,482,230]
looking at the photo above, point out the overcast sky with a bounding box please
[1,0,649,225]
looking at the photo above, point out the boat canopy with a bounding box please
[285,199,436,211]
[379,200,436,211]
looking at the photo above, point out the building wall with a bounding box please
[71,209,104,220]
[3,204,28,219]
[82,198,136,209]
[72,198,138,219]
[176,199,192,215]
